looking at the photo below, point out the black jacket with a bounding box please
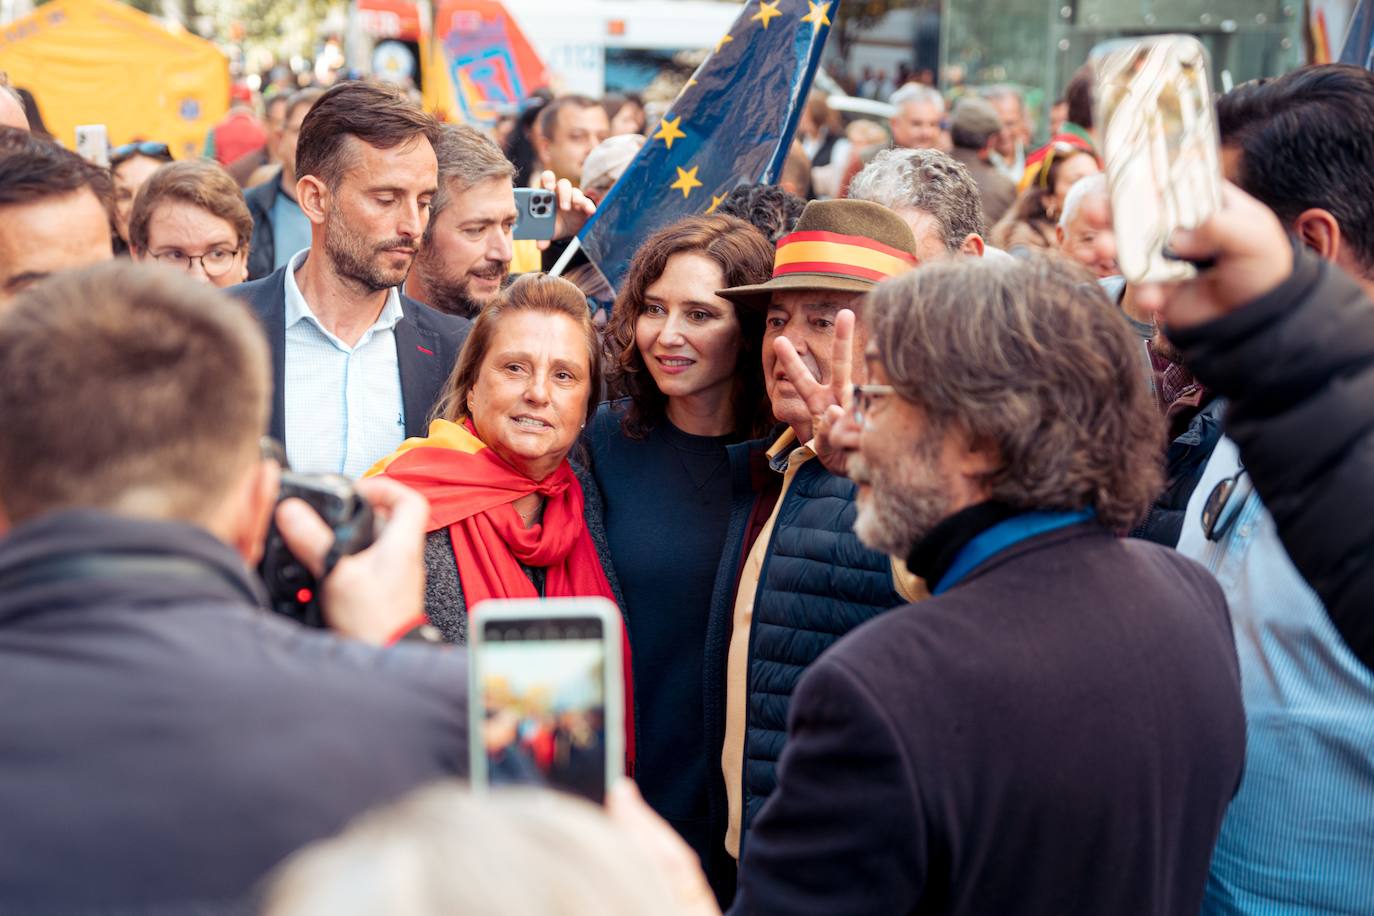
[231,264,471,447]
[1171,251,1374,672]
[0,510,469,915]
[731,520,1245,916]
[244,174,282,281]
[1132,395,1225,547]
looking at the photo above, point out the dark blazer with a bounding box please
[0,509,469,914]
[243,175,281,281]
[232,264,471,448]
[1173,249,1374,673]
[731,522,1245,916]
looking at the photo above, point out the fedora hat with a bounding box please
[717,198,917,304]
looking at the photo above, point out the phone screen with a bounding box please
[478,615,608,803]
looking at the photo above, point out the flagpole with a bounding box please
[547,237,582,278]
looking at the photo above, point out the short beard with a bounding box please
[850,434,954,560]
[413,250,509,319]
[1151,327,1183,365]
[324,207,413,294]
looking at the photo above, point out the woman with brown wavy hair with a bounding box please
[583,213,772,902]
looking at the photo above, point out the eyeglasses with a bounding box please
[110,141,173,166]
[151,247,242,278]
[852,383,896,426]
[1200,466,1249,542]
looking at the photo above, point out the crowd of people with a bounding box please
[1,48,1373,916]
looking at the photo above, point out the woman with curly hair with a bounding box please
[584,213,773,903]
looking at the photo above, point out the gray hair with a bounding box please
[848,147,987,250]
[889,83,945,112]
[427,124,516,236]
[263,785,685,916]
[979,84,1025,112]
[862,255,1163,531]
[1058,172,1107,229]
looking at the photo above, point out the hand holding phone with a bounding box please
[513,188,558,241]
[469,598,624,804]
[1092,35,1224,284]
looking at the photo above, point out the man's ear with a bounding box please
[1055,224,1066,248]
[533,128,553,169]
[296,175,330,227]
[960,233,986,257]
[1293,208,1342,263]
[223,459,281,567]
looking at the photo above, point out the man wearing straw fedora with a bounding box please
[707,199,926,868]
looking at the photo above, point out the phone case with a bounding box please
[1092,35,1224,284]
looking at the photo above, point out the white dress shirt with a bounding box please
[281,249,406,479]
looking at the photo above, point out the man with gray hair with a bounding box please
[1055,172,1118,280]
[408,124,594,319]
[980,84,1029,182]
[888,84,946,152]
[847,147,986,262]
[731,255,1246,915]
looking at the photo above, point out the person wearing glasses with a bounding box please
[730,255,1244,916]
[110,141,174,254]
[128,160,251,289]
[710,199,926,867]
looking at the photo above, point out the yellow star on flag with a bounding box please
[714,32,734,54]
[751,0,782,29]
[801,0,831,27]
[706,192,727,214]
[654,115,687,150]
[685,78,698,90]
[670,166,703,199]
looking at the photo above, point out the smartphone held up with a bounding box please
[468,598,625,805]
[1092,35,1225,284]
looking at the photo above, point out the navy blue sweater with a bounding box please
[584,401,737,888]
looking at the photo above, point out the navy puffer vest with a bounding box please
[740,458,904,845]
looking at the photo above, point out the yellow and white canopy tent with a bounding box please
[0,0,229,159]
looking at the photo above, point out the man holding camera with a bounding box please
[0,263,467,914]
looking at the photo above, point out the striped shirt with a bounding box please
[282,249,406,479]
[1178,435,1374,915]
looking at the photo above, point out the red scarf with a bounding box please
[367,419,635,772]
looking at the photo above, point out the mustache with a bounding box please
[377,237,417,254]
[774,351,823,383]
[470,261,510,280]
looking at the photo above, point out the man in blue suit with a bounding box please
[232,81,469,478]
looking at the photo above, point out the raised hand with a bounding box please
[771,308,859,477]
[535,169,597,250]
[1132,182,1294,330]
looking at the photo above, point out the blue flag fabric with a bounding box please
[576,0,838,295]
[1341,0,1374,69]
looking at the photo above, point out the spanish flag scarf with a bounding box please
[367,418,635,771]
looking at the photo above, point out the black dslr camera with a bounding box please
[259,470,376,628]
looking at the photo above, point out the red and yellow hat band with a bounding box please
[772,230,917,284]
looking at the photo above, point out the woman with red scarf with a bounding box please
[367,273,633,769]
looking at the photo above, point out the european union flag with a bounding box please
[572,0,838,294]
[1341,0,1374,70]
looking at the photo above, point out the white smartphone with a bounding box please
[468,597,624,805]
[74,124,110,167]
[1092,34,1224,284]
